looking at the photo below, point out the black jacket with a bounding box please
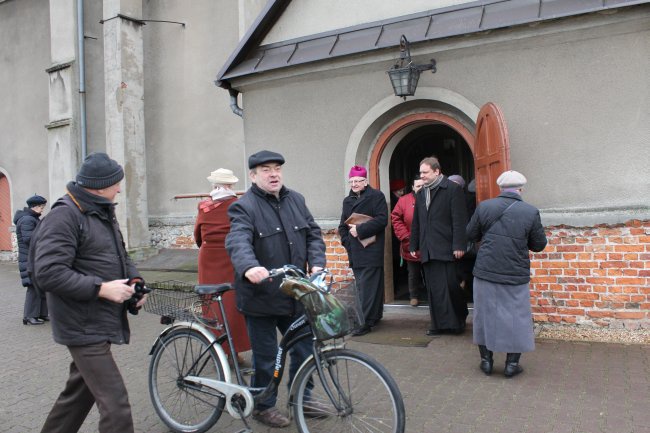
[32,182,140,346]
[410,176,468,262]
[466,191,547,285]
[338,186,388,268]
[13,208,41,287]
[226,184,326,316]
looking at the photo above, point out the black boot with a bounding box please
[478,345,493,376]
[504,353,523,378]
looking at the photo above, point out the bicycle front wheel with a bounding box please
[291,348,405,433]
[149,328,226,433]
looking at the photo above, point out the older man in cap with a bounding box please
[33,152,146,433]
[466,170,547,378]
[226,150,327,427]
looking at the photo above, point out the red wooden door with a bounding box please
[474,102,511,202]
[0,175,12,250]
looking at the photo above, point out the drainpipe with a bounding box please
[77,0,88,160]
[228,89,243,117]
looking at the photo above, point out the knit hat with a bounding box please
[248,150,285,169]
[390,179,405,192]
[496,170,527,189]
[76,152,125,189]
[26,194,47,207]
[348,165,367,179]
[207,168,239,185]
[448,175,466,188]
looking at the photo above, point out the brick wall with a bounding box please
[530,220,649,329]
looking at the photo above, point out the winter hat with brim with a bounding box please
[207,168,239,185]
[496,170,527,189]
[26,195,47,207]
[76,152,125,189]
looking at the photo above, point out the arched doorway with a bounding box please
[0,173,12,251]
[369,112,475,303]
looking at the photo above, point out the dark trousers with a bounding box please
[41,342,133,433]
[422,260,468,331]
[406,260,424,299]
[245,314,312,411]
[24,284,48,319]
[352,266,384,326]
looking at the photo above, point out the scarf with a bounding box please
[424,175,444,210]
[209,186,237,201]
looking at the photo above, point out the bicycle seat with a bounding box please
[195,283,232,295]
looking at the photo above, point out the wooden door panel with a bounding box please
[474,102,510,203]
[0,175,11,250]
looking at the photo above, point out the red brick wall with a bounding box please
[531,220,649,329]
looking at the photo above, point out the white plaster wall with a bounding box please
[237,8,650,226]
[0,0,51,213]
[263,0,473,45]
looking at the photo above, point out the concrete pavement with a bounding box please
[0,261,648,433]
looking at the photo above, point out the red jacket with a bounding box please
[390,192,420,261]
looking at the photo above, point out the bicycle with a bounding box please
[144,265,405,433]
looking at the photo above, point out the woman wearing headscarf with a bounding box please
[194,168,251,362]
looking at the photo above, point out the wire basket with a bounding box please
[143,280,201,322]
[301,279,363,341]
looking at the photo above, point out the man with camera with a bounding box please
[32,152,147,433]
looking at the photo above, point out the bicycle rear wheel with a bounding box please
[149,328,226,433]
[291,348,405,433]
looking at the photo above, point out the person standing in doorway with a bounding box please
[13,194,48,325]
[34,152,147,433]
[194,168,251,364]
[226,150,327,428]
[467,170,547,378]
[410,157,468,336]
[338,165,388,336]
[391,176,425,306]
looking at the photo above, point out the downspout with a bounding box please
[228,89,243,117]
[77,0,88,160]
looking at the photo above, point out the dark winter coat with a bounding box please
[466,191,547,285]
[338,185,388,268]
[13,208,42,286]
[410,176,468,262]
[226,183,326,317]
[31,182,141,346]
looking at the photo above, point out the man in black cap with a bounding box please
[33,152,146,433]
[13,194,48,325]
[226,150,327,428]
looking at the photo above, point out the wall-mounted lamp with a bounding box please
[387,35,436,99]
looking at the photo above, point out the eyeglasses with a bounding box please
[348,179,367,184]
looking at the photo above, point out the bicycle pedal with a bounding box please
[233,429,252,433]
[240,367,255,376]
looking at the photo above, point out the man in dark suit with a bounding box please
[410,156,468,336]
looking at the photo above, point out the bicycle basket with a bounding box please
[143,280,200,322]
[300,289,359,341]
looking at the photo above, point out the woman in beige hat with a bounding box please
[194,168,251,362]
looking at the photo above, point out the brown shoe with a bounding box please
[410,298,419,307]
[252,407,291,428]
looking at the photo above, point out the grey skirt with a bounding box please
[472,277,535,353]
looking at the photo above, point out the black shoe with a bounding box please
[504,353,523,378]
[351,325,371,336]
[425,329,442,336]
[478,345,493,376]
[23,318,44,325]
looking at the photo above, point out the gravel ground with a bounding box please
[535,323,650,345]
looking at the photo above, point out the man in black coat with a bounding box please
[338,165,388,336]
[33,153,146,433]
[13,194,48,325]
[226,150,326,428]
[467,170,547,378]
[410,157,468,336]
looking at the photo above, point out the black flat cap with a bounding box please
[248,150,285,169]
[26,194,47,207]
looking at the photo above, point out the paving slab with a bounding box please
[0,262,648,433]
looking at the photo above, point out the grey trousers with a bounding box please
[23,284,48,319]
[41,342,134,433]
